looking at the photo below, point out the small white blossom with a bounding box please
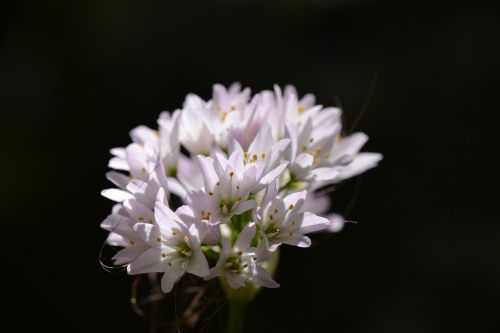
[127,189,210,293]
[257,183,329,251]
[207,222,279,289]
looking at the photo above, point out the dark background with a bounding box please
[2,0,500,332]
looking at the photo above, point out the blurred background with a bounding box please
[2,0,500,332]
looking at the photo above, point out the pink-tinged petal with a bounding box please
[300,212,329,233]
[175,205,196,226]
[110,147,126,158]
[285,121,298,162]
[335,152,383,181]
[187,249,209,277]
[234,222,256,252]
[248,125,272,154]
[106,171,129,189]
[331,132,369,164]
[167,177,187,199]
[251,266,280,288]
[262,180,278,207]
[232,200,257,216]
[283,190,307,213]
[155,187,168,206]
[281,234,311,248]
[310,167,340,182]
[101,188,134,202]
[130,125,157,145]
[177,154,203,190]
[267,138,290,170]
[127,247,165,275]
[154,199,183,230]
[260,162,288,185]
[100,212,127,231]
[188,221,209,246]
[302,193,330,215]
[108,157,129,171]
[326,213,345,233]
[202,225,221,245]
[106,232,128,247]
[300,93,316,109]
[123,199,154,223]
[230,151,245,172]
[125,179,148,195]
[252,246,273,261]
[197,155,218,191]
[160,263,185,293]
[113,245,148,265]
[126,143,150,178]
[290,153,314,180]
[133,223,161,247]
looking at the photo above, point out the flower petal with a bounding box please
[234,222,256,252]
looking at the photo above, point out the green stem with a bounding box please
[227,301,247,333]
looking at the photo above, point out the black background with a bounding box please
[2,0,500,332]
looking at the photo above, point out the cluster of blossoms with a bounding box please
[101,83,382,293]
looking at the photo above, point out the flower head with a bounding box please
[100,83,382,294]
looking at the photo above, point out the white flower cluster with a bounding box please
[101,83,382,293]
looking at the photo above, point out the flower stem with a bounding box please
[227,300,247,333]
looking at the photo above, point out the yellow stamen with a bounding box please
[298,104,305,114]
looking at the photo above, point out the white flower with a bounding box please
[257,183,329,251]
[127,189,210,293]
[100,204,149,265]
[101,160,169,209]
[229,124,290,177]
[187,151,286,223]
[207,222,279,289]
[180,94,214,155]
